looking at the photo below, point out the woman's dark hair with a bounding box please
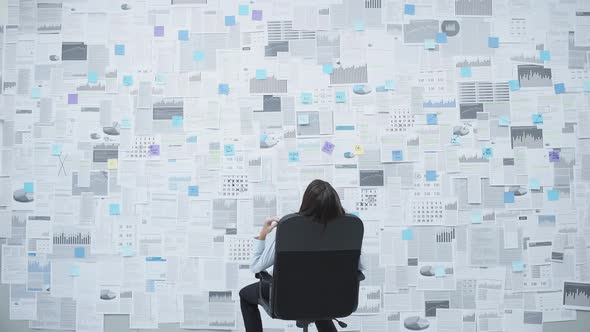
[298,179,346,231]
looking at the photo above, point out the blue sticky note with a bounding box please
[218,83,229,95]
[225,16,236,26]
[385,80,395,90]
[115,44,125,55]
[121,246,135,257]
[488,36,499,48]
[239,4,249,15]
[425,170,437,181]
[256,69,267,80]
[69,265,80,276]
[461,66,472,78]
[123,75,133,86]
[323,63,334,74]
[532,113,543,125]
[188,185,199,196]
[424,39,436,50]
[301,92,312,104]
[540,50,551,61]
[51,144,62,156]
[548,189,559,201]
[120,118,132,129]
[335,91,346,103]
[584,81,590,92]
[436,32,447,44]
[88,71,98,83]
[31,87,41,98]
[529,178,540,190]
[509,80,520,91]
[354,21,364,31]
[554,83,565,94]
[471,211,482,224]
[450,135,461,145]
[74,247,85,258]
[499,116,510,127]
[224,144,235,156]
[404,4,415,15]
[504,192,515,203]
[298,113,310,125]
[434,266,445,277]
[512,261,524,272]
[392,150,403,161]
[109,203,120,215]
[260,134,267,143]
[24,182,34,193]
[288,151,300,162]
[178,30,189,41]
[482,147,493,159]
[193,50,204,61]
[402,228,413,240]
[426,113,438,125]
[172,115,183,127]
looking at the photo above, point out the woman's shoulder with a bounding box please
[279,212,301,222]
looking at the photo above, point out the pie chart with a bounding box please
[404,316,430,331]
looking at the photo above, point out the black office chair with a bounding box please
[254,213,365,332]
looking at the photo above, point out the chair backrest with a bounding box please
[270,213,364,321]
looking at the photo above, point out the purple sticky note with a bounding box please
[549,150,560,162]
[68,93,78,104]
[322,141,335,154]
[154,26,164,37]
[252,10,263,21]
[149,144,160,156]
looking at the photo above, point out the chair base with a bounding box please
[296,320,310,332]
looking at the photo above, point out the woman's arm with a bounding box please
[249,236,276,274]
[359,249,366,271]
[249,217,279,274]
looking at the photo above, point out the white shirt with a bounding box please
[249,233,366,275]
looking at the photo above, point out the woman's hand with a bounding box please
[258,216,279,240]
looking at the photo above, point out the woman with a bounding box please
[239,179,365,332]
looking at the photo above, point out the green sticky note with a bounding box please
[424,39,436,50]
[69,265,81,276]
[471,211,482,224]
[301,92,312,104]
[31,87,41,98]
[239,4,249,15]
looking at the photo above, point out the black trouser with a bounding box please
[239,281,337,332]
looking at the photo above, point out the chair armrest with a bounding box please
[254,271,273,311]
[255,270,273,283]
[358,270,365,281]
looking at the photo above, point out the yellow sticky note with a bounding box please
[353,144,364,155]
[107,159,118,169]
